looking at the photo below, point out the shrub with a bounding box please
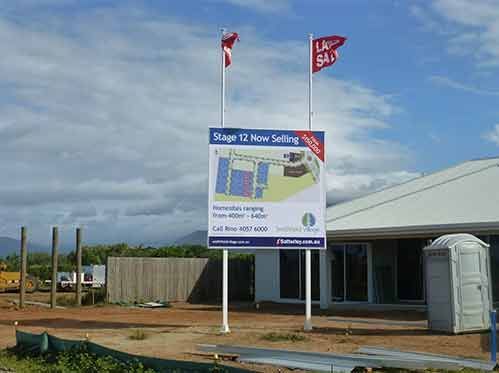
[0,347,155,373]
[128,329,148,341]
[56,295,77,307]
[82,288,106,306]
[260,332,308,342]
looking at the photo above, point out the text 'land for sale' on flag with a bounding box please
[308,33,347,129]
[311,35,346,73]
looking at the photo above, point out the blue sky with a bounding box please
[1,0,498,246]
[163,0,499,171]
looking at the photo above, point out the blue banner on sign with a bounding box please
[209,127,324,147]
[208,236,326,249]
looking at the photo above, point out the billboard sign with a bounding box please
[208,128,326,249]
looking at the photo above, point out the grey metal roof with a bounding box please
[327,157,499,237]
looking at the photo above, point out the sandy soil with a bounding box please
[0,292,492,372]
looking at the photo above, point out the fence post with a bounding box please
[75,227,82,306]
[19,227,27,309]
[50,227,59,309]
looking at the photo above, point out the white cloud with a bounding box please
[212,0,290,13]
[428,75,499,95]
[326,170,420,205]
[0,4,413,245]
[415,0,499,67]
[429,132,441,144]
[484,124,499,146]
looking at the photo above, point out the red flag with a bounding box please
[222,32,239,68]
[312,35,346,73]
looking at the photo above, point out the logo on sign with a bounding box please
[302,213,316,228]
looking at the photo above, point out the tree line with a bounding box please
[0,243,248,281]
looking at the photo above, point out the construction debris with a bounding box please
[11,300,66,309]
[136,301,170,308]
[197,344,465,372]
[357,346,497,371]
[199,344,370,372]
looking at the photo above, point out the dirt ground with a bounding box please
[0,292,493,372]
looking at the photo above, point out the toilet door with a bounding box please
[458,244,490,331]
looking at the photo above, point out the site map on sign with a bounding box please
[214,148,320,202]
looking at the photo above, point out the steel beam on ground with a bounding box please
[357,346,496,371]
[198,344,463,372]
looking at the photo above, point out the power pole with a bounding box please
[75,227,82,306]
[50,227,59,309]
[19,227,27,309]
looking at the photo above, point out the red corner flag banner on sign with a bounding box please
[312,35,346,73]
[294,130,325,161]
[222,32,239,67]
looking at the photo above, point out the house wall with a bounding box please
[253,240,394,306]
[254,250,280,302]
[254,249,324,304]
[253,233,499,307]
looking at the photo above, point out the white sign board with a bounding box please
[208,128,326,249]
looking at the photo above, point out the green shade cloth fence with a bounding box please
[15,330,253,373]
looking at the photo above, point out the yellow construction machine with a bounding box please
[0,262,37,293]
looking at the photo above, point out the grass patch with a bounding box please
[129,329,148,341]
[260,332,308,342]
[0,348,237,373]
[0,348,155,373]
[56,295,77,307]
[1,347,479,373]
[52,289,106,307]
[82,288,106,306]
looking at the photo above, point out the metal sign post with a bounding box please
[304,33,314,331]
[220,27,230,334]
[304,249,312,331]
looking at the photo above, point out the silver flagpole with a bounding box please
[221,29,226,129]
[304,33,313,332]
[220,27,230,334]
[308,33,313,130]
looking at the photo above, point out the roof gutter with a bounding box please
[327,221,499,240]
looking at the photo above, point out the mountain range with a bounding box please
[0,230,208,258]
[174,230,207,246]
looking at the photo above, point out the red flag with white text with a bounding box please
[222,32,239,67]
[312,35,346,73]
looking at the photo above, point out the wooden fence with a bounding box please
[106,257,254,304]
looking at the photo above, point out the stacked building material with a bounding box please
[198,344,489,372]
